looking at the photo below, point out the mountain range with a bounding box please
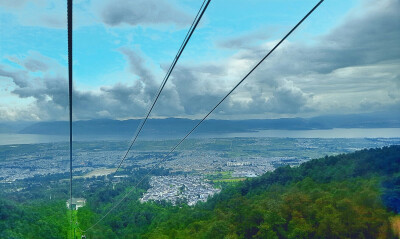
[1,111,399,136]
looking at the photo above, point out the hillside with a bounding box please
[0,146,399,238]
[78,146,400,238]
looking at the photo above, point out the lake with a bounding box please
[221,128,400,139]
[0,128,399,145]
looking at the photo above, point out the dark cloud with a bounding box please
[97,0,191,27]
[231,0,400,79]
[169,64,227,115]
[1,0,191,29]
[0,49,185,121]
[216,30,271,49]
[220,0,400,116]
[119,48,156,88]
[317,0,400,71]
[23,59,49,72]
[174,0,399,117]
[0,66,29,88]
[265,79,312,114]
[20,53,54,72]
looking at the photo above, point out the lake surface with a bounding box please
[221,128,400,139]
[0,128,399,145]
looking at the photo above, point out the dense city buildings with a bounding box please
[141,176,220,205]
[1,137,399,205]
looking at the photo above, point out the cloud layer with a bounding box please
[0,0,399,121]
[0,0,190,28]
[96,0,191,27]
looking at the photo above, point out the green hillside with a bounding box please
[1,146,399,238]
[137,146,400,239]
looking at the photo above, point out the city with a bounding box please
[1,137,399,206]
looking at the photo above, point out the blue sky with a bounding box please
[0,0,399,121]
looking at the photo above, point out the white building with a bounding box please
[66,198,86,210]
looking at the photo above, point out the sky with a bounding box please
[0,0,399,122]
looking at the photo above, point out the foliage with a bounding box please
[1,145,399,238]
[140,146,400,238]
[142,178,395,238]
[0,199,68,238]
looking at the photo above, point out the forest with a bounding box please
[1,145,399,238]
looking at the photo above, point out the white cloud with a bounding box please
[0,0,193,29]
[0,0,399,121]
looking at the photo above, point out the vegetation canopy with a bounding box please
[0,145,399,238]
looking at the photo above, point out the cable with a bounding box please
[113,0,211,175]
[67,0,73,237]
[82,0,324,232]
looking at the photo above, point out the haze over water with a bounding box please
[1,128,399,145]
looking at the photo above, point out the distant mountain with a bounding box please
[0,122,35,134]
[17,111,400,136]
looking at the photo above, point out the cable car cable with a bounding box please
[67,0,74,237]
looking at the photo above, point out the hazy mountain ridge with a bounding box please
[15,111,400,135]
